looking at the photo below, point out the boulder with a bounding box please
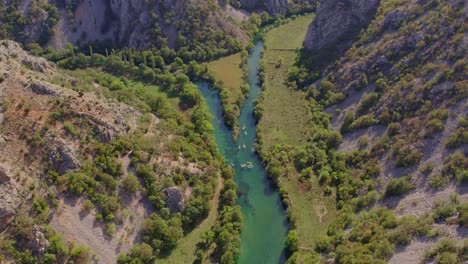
[48,137,81,175]
[29,83,57,95]
[27,229,50,256]
[163,187,185,213]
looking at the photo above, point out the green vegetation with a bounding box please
[258,15,315,149]
[257,15,338,259]
[0,38,241,263]
[207,52,247,137]
[385,176,415,197]
[260,0,467,262]
[424,237,467,264]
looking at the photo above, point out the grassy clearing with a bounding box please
[207,53,245,106]
[279,165,336,248]
[260,14,336,247]
[259,15,314,149]
[207,53,244,97]
[206,52,246,138]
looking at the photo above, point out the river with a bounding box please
[198,40,288,263]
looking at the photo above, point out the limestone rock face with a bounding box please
[29,83,57,95]
[163,187,186,213]
[0,166,20,230]
[47,137,81,175]
[304,0,380,49]
[27,229,50,256]
[240,0,288,14]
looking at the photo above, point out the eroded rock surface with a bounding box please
[304,0,380,49]
[163,187,186,213]
[47,136,81,175]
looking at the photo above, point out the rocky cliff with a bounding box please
[240,0,289,14]
[303,0,380,49]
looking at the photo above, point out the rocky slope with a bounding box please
[304,0,380,49]
[0,40,222,263]
[287,0,467,262]
[240,0,288,14]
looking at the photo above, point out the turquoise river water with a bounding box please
[198,40,288,263]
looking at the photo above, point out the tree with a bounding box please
[180,83,200,107]
[285,230,299,253]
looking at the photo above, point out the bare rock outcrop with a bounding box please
[27,229,50,256]
[47,136,81,175]
[240,0,288,14]
[304,0,380,49]
[29,83,57,95]
[0,166,21,229]
[163,187,186,213]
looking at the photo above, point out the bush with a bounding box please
[81,199,94,213]
[341,111,356,133]
[349,114,378,131]
[357,92,379,114]
[428,175,448,190]
[122,173,140,193]
[445,129,467,148]
[442,151,467,182]
[70,245,93,264]
[110,79,126,90]
[433,201,457,222]
[385,176,415,197]
[457,202,468,227]
[425,118,444,137]
[393,145,422,167]
[387,122,401,136]
[63,121,79,137]
[285,230,299,253]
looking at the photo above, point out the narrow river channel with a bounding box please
[198,40,288,263]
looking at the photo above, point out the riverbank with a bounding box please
[255,14,337,261]
[199,39,288,263]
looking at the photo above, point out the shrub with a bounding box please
[63,121,79,137]
[457,202,468,227]
[109,79,126,90]
[445,129,467,148]
[358,135,368,148]
[393,145,422,167]
[428,175,448,190]
[349,114,378,130]
[70,245,93,263]
[387,122,401,136]
[425,118,444,137]
[442,151,467,182]
[81,199,94,213]
[357,92,379,114]
[122,173,140,193]
[385,176,415,197]
[420,162,435,174]
[340,111,356,133]
[326,130,343,148]
[433,200,457,222]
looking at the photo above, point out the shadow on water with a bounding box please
[197,39,289,264]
